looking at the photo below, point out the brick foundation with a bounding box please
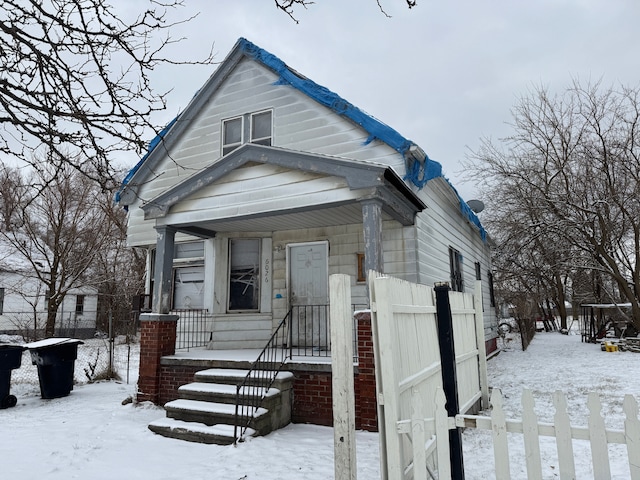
[158,364,202,405]
[291,311,378,432]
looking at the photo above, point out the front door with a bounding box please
[288,242,329,349]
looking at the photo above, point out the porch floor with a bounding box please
[162,347,338,372]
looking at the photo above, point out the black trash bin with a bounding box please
[0,344,26,409]
[25,338,84,399]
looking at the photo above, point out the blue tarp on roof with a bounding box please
[118,38,485,240]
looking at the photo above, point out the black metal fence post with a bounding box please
[434,283,465,480]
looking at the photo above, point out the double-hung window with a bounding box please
[222,110,272,155]
[75,295,85,315]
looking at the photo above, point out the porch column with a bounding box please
[153,225,176,314]
[361,199,384,274]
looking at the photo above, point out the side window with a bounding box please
[222,116,243,156]
[228,238,260,312]
[488,271,496,307]
[251,110,272,146]
[75,295,85,315]
[172,241,205,310]
[0,287,4,315]
[475,262,482,281]
[449,247,464,292]
[356,253,366,283]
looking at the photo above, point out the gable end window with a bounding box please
[251,110,272,146]
[222,110,272,156]
[449,247,464,292]
[222,116,243,156]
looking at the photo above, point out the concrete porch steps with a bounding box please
[148,367,293,445]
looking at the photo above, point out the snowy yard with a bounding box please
[1,331,638,479]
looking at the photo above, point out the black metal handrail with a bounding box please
[233,309,291,444]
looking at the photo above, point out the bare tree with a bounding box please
[0,0,215,186]
[91,193,146,337]
[0,158,117,337]
[275,0,417,21]
[468,81,640,332]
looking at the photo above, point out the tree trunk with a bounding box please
[45,297,61,338]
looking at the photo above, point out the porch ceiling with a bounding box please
[170,201,393,235]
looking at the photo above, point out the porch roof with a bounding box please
[143,144,426,233]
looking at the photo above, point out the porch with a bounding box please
[138,309,377,432]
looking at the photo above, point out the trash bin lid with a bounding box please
[0,344,26,351]
[24,338,84,350]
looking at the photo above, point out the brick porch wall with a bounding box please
[291,311,378,432]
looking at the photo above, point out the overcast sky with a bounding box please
[132,0,640,201]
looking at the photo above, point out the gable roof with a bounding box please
[118,38,485,240]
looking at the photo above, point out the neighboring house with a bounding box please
[0,267,98,339]
[119,37,498,351]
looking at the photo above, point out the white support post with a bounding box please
[330,274,357,480]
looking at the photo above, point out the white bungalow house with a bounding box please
[119,37,497,347]
[118,38,498,439]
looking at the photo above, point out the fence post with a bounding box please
[474,280,490,409]
[434,283,465,479]
[330,274,357,480]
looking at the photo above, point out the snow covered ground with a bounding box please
[1,331,638,479]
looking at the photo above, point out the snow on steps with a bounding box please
[148,417,256,445]
[148,367,294,445]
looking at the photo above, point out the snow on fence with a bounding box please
[413,387,640,479]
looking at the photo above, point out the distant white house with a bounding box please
[118,38,499,353]
[0,267,98,339]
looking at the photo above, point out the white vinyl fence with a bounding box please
[369,274,489,479]
[368,273,640,479]
[423,387,640,479]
